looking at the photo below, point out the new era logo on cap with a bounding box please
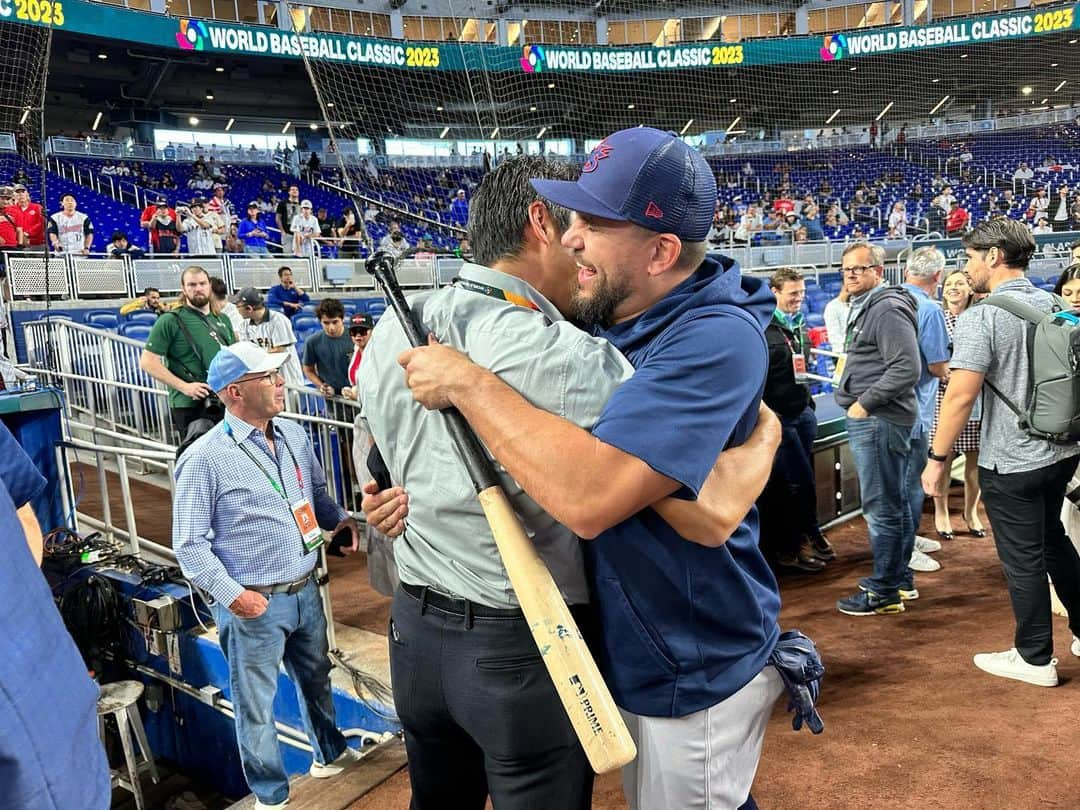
[530,127,716,242]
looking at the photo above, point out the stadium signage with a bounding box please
[203,25,414,67]
[924,230,1080,261]
[838,9,1075,58]
[0,0,65,27]
[536,44,741,72]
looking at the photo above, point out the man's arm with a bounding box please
[19,503,43,565]
[652,404,781,546]
[922,369,983,496]
[928,361,949,380]
[139,350,210,400]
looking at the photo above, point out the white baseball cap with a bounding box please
[301,199,313,209]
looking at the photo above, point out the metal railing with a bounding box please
[2,250,442,301]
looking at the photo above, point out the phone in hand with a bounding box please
[327,525,354,557]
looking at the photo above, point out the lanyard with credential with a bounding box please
[223,420,322,553]
[453,276,541,312]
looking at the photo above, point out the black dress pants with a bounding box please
[979,455,1080,665]
[388,585,594,810]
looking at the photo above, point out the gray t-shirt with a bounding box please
[951,276,1080,474]
[357,263,634,609]
[238,308,303,388]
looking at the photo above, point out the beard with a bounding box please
[188,292,210,308]
[570,267,635,328]
[965,271,989,293]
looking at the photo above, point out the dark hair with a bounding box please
[768,267,803,290]
[961,217,1036,270]
[209,277,228,299]
[1053,263,1080,296]
[316,298,345,320]
[110,230,127,242]
[277,266,292,278]
[468,155,577,267]
[142,286,159,297]
[61,193,75,201]
[1070,240,1080,254]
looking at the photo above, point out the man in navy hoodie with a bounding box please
[398,128,786,809]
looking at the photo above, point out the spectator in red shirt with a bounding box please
[945,201,970,235]
[140,196,179,254]
[0,187,18,249]
[772,195,795,215]
[5,184,45,247]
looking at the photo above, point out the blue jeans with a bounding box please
[847,415,913,600]
[244,245,271,255]
[214,579,346,805]
[903,425,930,589]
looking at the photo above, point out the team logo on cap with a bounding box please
[177,19,208,51]
[644,202,664,220]
[582,142,612,174]
[820,33,847,62]
[520,45,546,73]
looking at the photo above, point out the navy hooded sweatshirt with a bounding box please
[587,254,782,718]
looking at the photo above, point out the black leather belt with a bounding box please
[247,572,313,597]
[402,582,524,619]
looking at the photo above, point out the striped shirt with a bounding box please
[173,410,348,606]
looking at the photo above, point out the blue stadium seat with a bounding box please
[118,323,152,341]
[292,315,319,334]
[125,311,159,326]
[86,313,120,331]
[806,313,826,328]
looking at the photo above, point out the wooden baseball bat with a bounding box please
[367,254,636,774]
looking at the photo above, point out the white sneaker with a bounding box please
[309,746,360,778]
[908,548,941,572]
[973,648,1058,687]
[914,535,942,554]
[254,800,289,809]
[1072,636,1080,657]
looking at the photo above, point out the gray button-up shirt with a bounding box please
[357,263,634,608]
[951,276,1080,474]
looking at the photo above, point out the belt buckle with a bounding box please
[287,575,309,595]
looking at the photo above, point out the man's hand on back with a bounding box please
[399,335,478,410]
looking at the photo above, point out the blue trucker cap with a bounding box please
[530,127,716,241]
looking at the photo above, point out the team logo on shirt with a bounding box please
[520,45,546,73]
[177,19,208,51]
[820,34,848,61]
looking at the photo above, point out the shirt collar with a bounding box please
[223,410,280,444]
[457,262,565,324]
[992,276,1033,293]
[901,282,932,301]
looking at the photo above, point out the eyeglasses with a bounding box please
[235,370,283,386]
[842,264,880,276]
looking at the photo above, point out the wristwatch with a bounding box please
[927,447,948,462]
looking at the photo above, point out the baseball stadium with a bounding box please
[1,0,1079,808]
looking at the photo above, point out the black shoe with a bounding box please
[776,552,827,573]
[807,534,835,562]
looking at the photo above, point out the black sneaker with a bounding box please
[807,534,836,562]
[776,551,827,573]
[837,589,905,616]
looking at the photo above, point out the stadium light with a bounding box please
[679,119,694,136]
[932,78,940,83]
[725,116,741,133]
[547,82,555,89]
[530,105,537,112]
[729,97,737,103]
[215,65,225,73]
[1041,98,1049,105]
[282,121,292,133]
[825,109,841,124]
[327,102,335,108]
[960,53,968,58]
[1051,63,1059,67]
[627,104,636,110]
[440,126,450,138]
[97,52,107,60]
[490,127,500,139]
[92,112,102,131]
[1021,86,1033,96]
[189,116,200,126]
[206,89,214,100]
[309,123,318,130]
[832,89,839,95]
[537,126,548,138]
[875,101,894,121]
[225,118,235,131]
[849,66,857,72]
[436,105,444,111]
[1056,80,1068,92]
[929,95,950,115]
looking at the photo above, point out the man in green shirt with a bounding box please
[139,266,235,441]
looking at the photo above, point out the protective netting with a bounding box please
[288,1,1080,252]
[0,17,51,185]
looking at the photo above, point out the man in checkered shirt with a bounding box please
[174,342,361,810]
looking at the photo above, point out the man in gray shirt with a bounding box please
[834,242,921,617]
[357,156,778,809]
[925,218,1080,687]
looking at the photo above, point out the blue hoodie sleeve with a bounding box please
[591,309,767,498]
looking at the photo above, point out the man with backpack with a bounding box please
[924,218,1080,687]
[139,266,236,443]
